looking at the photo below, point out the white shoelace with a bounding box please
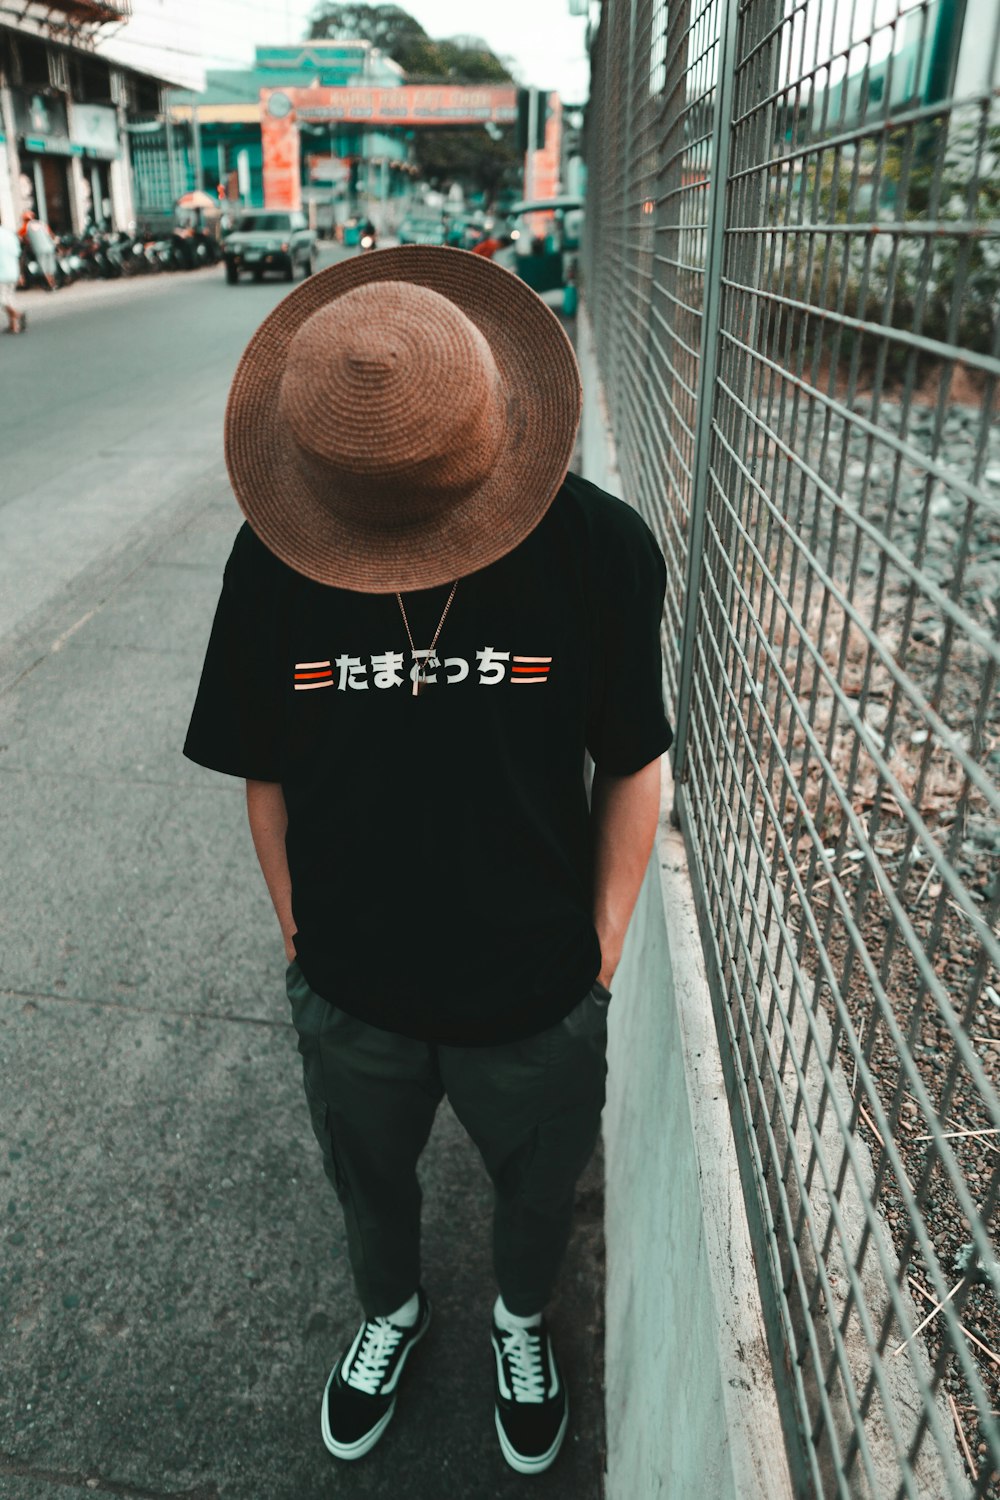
[501,1326,547,1404]
[345,1318,405,1396]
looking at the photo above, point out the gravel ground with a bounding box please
[749,389,1000,1491]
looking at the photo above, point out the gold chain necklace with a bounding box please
[396,581,458,697]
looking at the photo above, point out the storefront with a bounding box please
[12,90,74,232]
[70,102,119,228]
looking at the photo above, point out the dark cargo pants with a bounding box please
[285,960,609,1319]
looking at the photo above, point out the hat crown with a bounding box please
[278,280,506,519]
[224,244,582,592]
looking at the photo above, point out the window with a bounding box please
[236,213,293,233]
[650,0,668,96]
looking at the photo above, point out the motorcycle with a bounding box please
[80,230,116,279]
[140,236,165,272]
[53,235,79,287]
[170,226,219,270]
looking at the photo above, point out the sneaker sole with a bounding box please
[494,1396,569,1475]
[320,1306,431,1461]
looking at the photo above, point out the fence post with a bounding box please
[669,0,742,789]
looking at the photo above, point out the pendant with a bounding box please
[411,650,438,697]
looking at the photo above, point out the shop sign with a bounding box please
[278,84,518,127]
[14,92,72,154]
[308,154,350,184]
[261,84,517,210]
[70,103,120,160]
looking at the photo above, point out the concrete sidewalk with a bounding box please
[0,488,605,1500]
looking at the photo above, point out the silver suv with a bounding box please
[224,211,316,284]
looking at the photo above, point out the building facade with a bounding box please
[163,42,410,226]
[0,0,187,234]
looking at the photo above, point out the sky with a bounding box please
[100,0,592,101]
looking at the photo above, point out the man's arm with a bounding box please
[591,756,662,989]
[245,778,296,961]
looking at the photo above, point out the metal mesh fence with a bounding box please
[584,0,1000,1494]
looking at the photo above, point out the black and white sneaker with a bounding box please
[321,1289,431,1460]
[492,1315,569,1474]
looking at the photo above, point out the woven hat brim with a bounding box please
[224,246,582,593]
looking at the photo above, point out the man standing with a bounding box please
[184,247,671,1473]
[0,219,26,333]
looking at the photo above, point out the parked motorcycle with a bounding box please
[53,235,79,288]
[12,220,223,293]
[171,226,220,270]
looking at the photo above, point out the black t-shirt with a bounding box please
[183,472,672,1045]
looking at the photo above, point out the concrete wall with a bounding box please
[578,303,794,1500]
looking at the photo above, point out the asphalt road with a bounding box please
[0,252,604,1499]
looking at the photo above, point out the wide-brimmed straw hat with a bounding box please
[224,245,582,592]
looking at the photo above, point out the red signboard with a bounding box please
[262,101,301,211]
[290,84,517,127]
[261,85,519,211]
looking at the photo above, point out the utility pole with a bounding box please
[525,87,538,202]
[190,100,203,194]
[165,100,178,209]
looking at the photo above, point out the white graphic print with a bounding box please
[335,654,369,690]
[409,648,439,689]
[293,648,550,692]
[475,647,510,685]
[444,657,469,683]
[371,651,406,688]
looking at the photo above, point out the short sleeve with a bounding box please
[182,525,284,782]
[586,500,674,775]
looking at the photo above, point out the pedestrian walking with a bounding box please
[19,210,57,290]
[0,221,26,333]
[183,247,672,1474]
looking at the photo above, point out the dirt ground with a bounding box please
[751,385,1000,1491]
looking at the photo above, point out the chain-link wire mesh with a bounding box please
[584,0,1000,1493]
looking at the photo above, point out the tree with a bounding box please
[416,128,519,199]
[307,3,515,85]
[307,4,430,59]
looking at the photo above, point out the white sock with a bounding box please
[385,1291,420,1327]
[494,1294,542,1330]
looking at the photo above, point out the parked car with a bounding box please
[397,213,446,247]
[223,210,316,283]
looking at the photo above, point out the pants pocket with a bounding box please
[591,977,612,1007]
[561,984,612,1044]
[287,972,343,1129]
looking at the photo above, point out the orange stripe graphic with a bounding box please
[294,670,333,680]
[512,665,549,674]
